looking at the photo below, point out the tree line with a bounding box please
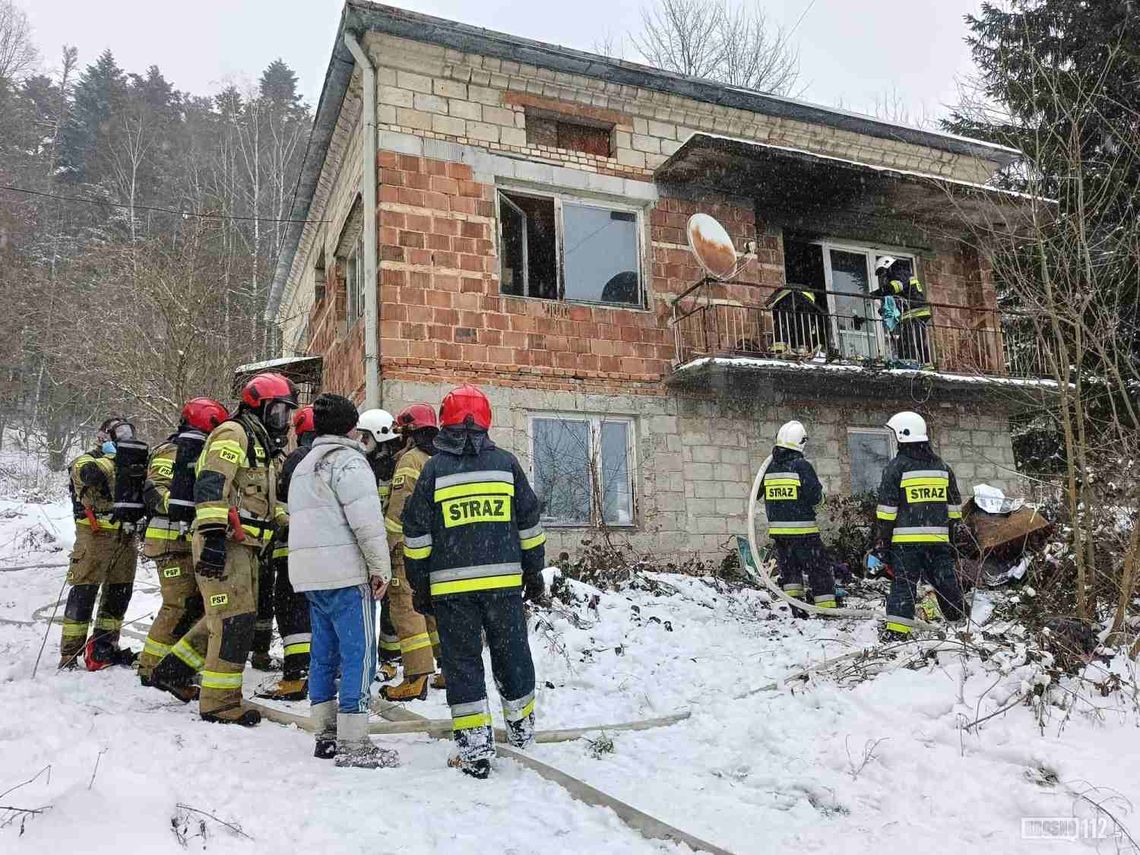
[0,1,311,466]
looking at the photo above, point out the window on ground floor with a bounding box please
[530,414,635,527]
[498,188,643,307]
[847,427,896,496]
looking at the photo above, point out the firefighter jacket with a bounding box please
[872,275,930,323]
[143,429,207,557]
[761,447,823,537]
[401,426,545,600]
[192,414,286,552]
[875,443,962,545]
[385,444,431,547]
[69,447,119,531]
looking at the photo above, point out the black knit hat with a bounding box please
[312,393,359,437]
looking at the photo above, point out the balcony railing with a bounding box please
[670,279,1050,380]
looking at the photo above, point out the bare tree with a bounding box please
[0,0,37,84]
[632,0,800,95]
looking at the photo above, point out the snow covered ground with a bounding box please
[1,455,1138,853]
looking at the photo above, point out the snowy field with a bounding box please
[1,454,1138,854]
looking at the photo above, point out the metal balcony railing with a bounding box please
[670,279,1050,380]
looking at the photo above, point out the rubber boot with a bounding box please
[257,678,309,702]
[452,723,494,779]
[381,674,428,702]
[312,700,338,759]
[202,708,262,727]
[505,711,535,749]
[249,651,274,672]
[151,653,199,704]
[334,713,399,769]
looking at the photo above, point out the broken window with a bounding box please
[848,427,895,495]
[525,113,613,157]
[531,415,635,527]
[499,189,642,307]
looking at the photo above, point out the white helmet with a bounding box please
[886,411,928,443]
[875,255,898,274]
[356,408,400,446]
[775,420,808,451]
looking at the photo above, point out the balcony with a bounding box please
[668,279,1055,399]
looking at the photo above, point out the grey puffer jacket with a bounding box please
[287,435,392,592]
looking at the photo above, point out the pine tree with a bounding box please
[59,49,126,184]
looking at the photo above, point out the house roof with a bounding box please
[266,1,1021,319]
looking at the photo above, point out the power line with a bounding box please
[0,183,328,224]
[787,0,819,39]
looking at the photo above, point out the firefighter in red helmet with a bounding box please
[138,398,229,691]
[401,385,545,778]
[380,402,444,701]
[251,404,317,700]
[150,372,295,724]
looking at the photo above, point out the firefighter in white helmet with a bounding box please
[760,420,836,613]
[875,411,965,640]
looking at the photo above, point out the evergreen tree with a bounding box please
[59,49,126,184]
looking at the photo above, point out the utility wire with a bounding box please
[786,0,819,39]
[0,183,328,224]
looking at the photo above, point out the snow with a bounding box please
[2,468,1139,853]
[676,356,1063,390]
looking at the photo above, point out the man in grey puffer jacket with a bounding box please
[288,394,396,768]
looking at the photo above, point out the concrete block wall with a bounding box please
[382,376,1019,563]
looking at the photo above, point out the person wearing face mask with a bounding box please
[151,372,295,725]
[251,405,317,701]
[354,408,403,680]
[59,416,143,670]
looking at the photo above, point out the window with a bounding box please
[782,240,917,362]
[499,189,642,307]
[847,428,895,496]
[525,113,612,157]
[313,250,327,306]
[530,415,635,527]
[342,236,364,323]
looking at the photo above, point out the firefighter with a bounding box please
[875,411,965,640]
[871,256,932,364]
[137,398,228,692]
[150,372,295,725]
[356,407,403,680]
[253,405,317,701]
[60,417,142,670]
[380,403,443,701]
[761,420,836,614]
[401,385,545,779]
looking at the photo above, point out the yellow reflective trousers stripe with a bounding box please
[452,712,492,731]
[201,670,244,689]
[401,632,433,654]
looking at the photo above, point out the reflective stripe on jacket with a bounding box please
[762,447,823,537]
[401,426,544,599]
[875,446,962,545]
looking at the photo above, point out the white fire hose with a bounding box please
[745,455,938,630]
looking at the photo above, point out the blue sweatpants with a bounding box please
[306,585,376,714]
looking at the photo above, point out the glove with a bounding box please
[412,584,433,616]
[196,531,227,579]
[523,573,546,604]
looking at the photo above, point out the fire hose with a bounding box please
[745,454,939,630]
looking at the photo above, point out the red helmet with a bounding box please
[181,398,228,433]
[396,403,438,432]
[439,384,491,430]
[241,372,298,409]
[292,405,315,436]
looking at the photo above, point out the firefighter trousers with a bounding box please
[378,594,401,665]
[388,554,439,677]
[435,590,536,762]
[194,542,259,720]
[885,543,965,634]
[60,525,138,663]
[252,554,311,679]
[773,535,836,608]
[138,552,205,680]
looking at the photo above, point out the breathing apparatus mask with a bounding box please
[263,400,295,436]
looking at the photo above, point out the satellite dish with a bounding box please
[687,213,738,280]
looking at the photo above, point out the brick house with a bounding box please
[267,1,1052,562]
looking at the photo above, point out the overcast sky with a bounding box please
[22,0,983,124]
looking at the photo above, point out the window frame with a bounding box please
[496,186,646,310]
[342,235,365,325]
[846,426,897,496]
[527,412,637,529]
[811,241,921,362]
